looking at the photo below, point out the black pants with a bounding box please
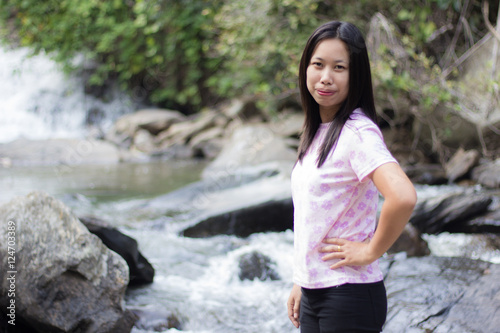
[300,281,387,333]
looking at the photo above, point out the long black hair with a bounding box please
[297,21,377,167]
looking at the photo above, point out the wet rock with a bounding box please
[141,163,287,221]
[106,109,186,148]
[472,158,500,188]
[410,191,493,234]
[446,205,500,234]
[202,124,296,179]
[182,197,293,238]
[384,256,499,333]
[132,129,156,153]
[79,215,155,286]
[156,111,222,148]
[130,308,182,332]
[189,126,225,159]
[267,111,304,139]
[0,138,120,166]
[238,251,280,281]
[388,223,430,257]
[445,148,480,183]
[0,192,135,333]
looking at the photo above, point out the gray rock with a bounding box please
[130,308,182,332]
[142,164,286,219]
[410,191,493,234]
[182,197,293,238]
[384,256,499,333]
[0,138,120,166]
[105,109,186,147]
[79,215,155,286]
[156,111,221,147]
[445,148,480,183]
[189,127,225,160]
[267,111,304,139]
[472,158,500,188]
[460,211,500,233]
[132,129,156,153]
[388,223,430,257]
[238,251,280,281]
[202,125,296,179]
[0,192,134,333]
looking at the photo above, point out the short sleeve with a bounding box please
[347,122,398,183]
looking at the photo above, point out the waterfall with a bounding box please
[0,45,136,143]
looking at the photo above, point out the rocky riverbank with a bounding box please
[1,98,500,332]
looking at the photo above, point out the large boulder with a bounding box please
[79,215,155,286]
[410,191,493,234]
[238,251,280,281]
[384,256,499,332]
[472,158,500,188]
[202,124,297,179]
[444,148,480,183]
[105,109,186,148]
[151,110,227,159]
[182,197,293,238]
[387,223,430,257]
[0,192,135,333]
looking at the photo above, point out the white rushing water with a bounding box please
[0,45,135,143]
[3,163,499,333]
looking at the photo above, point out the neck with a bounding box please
[319,105,339,123]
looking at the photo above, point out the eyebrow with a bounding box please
[312,56,348,63]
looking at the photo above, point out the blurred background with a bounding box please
[1,1,499,332]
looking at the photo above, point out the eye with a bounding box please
[334,65,346,70]
[311,61,323,68]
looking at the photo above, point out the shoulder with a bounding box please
[343,109,381,138]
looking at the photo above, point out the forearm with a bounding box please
[367,196,415,259]
[367,162,417,260]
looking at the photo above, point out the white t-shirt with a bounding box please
[291,109,397,289]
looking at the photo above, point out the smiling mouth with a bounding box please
[317,90,335,96]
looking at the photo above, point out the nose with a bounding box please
[320,69,333,85]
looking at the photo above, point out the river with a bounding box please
[2,161,499,333]
[0,161,297,332]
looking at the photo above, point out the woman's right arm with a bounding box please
[287,283,302,328]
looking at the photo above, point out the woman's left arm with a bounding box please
[321,162,417,269]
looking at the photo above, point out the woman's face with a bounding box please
[306,38,349,122]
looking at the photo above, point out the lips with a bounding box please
[317,89,335,96]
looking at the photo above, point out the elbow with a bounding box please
[399,186,417,215]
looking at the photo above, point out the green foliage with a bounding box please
[209,0,319,103]
[0,0,494,117]
[0,0,223,111]
[397,7,437,45]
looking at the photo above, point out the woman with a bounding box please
[286,21,417,332]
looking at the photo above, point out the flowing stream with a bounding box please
[0,161,297,333]
[2,162,500,333]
